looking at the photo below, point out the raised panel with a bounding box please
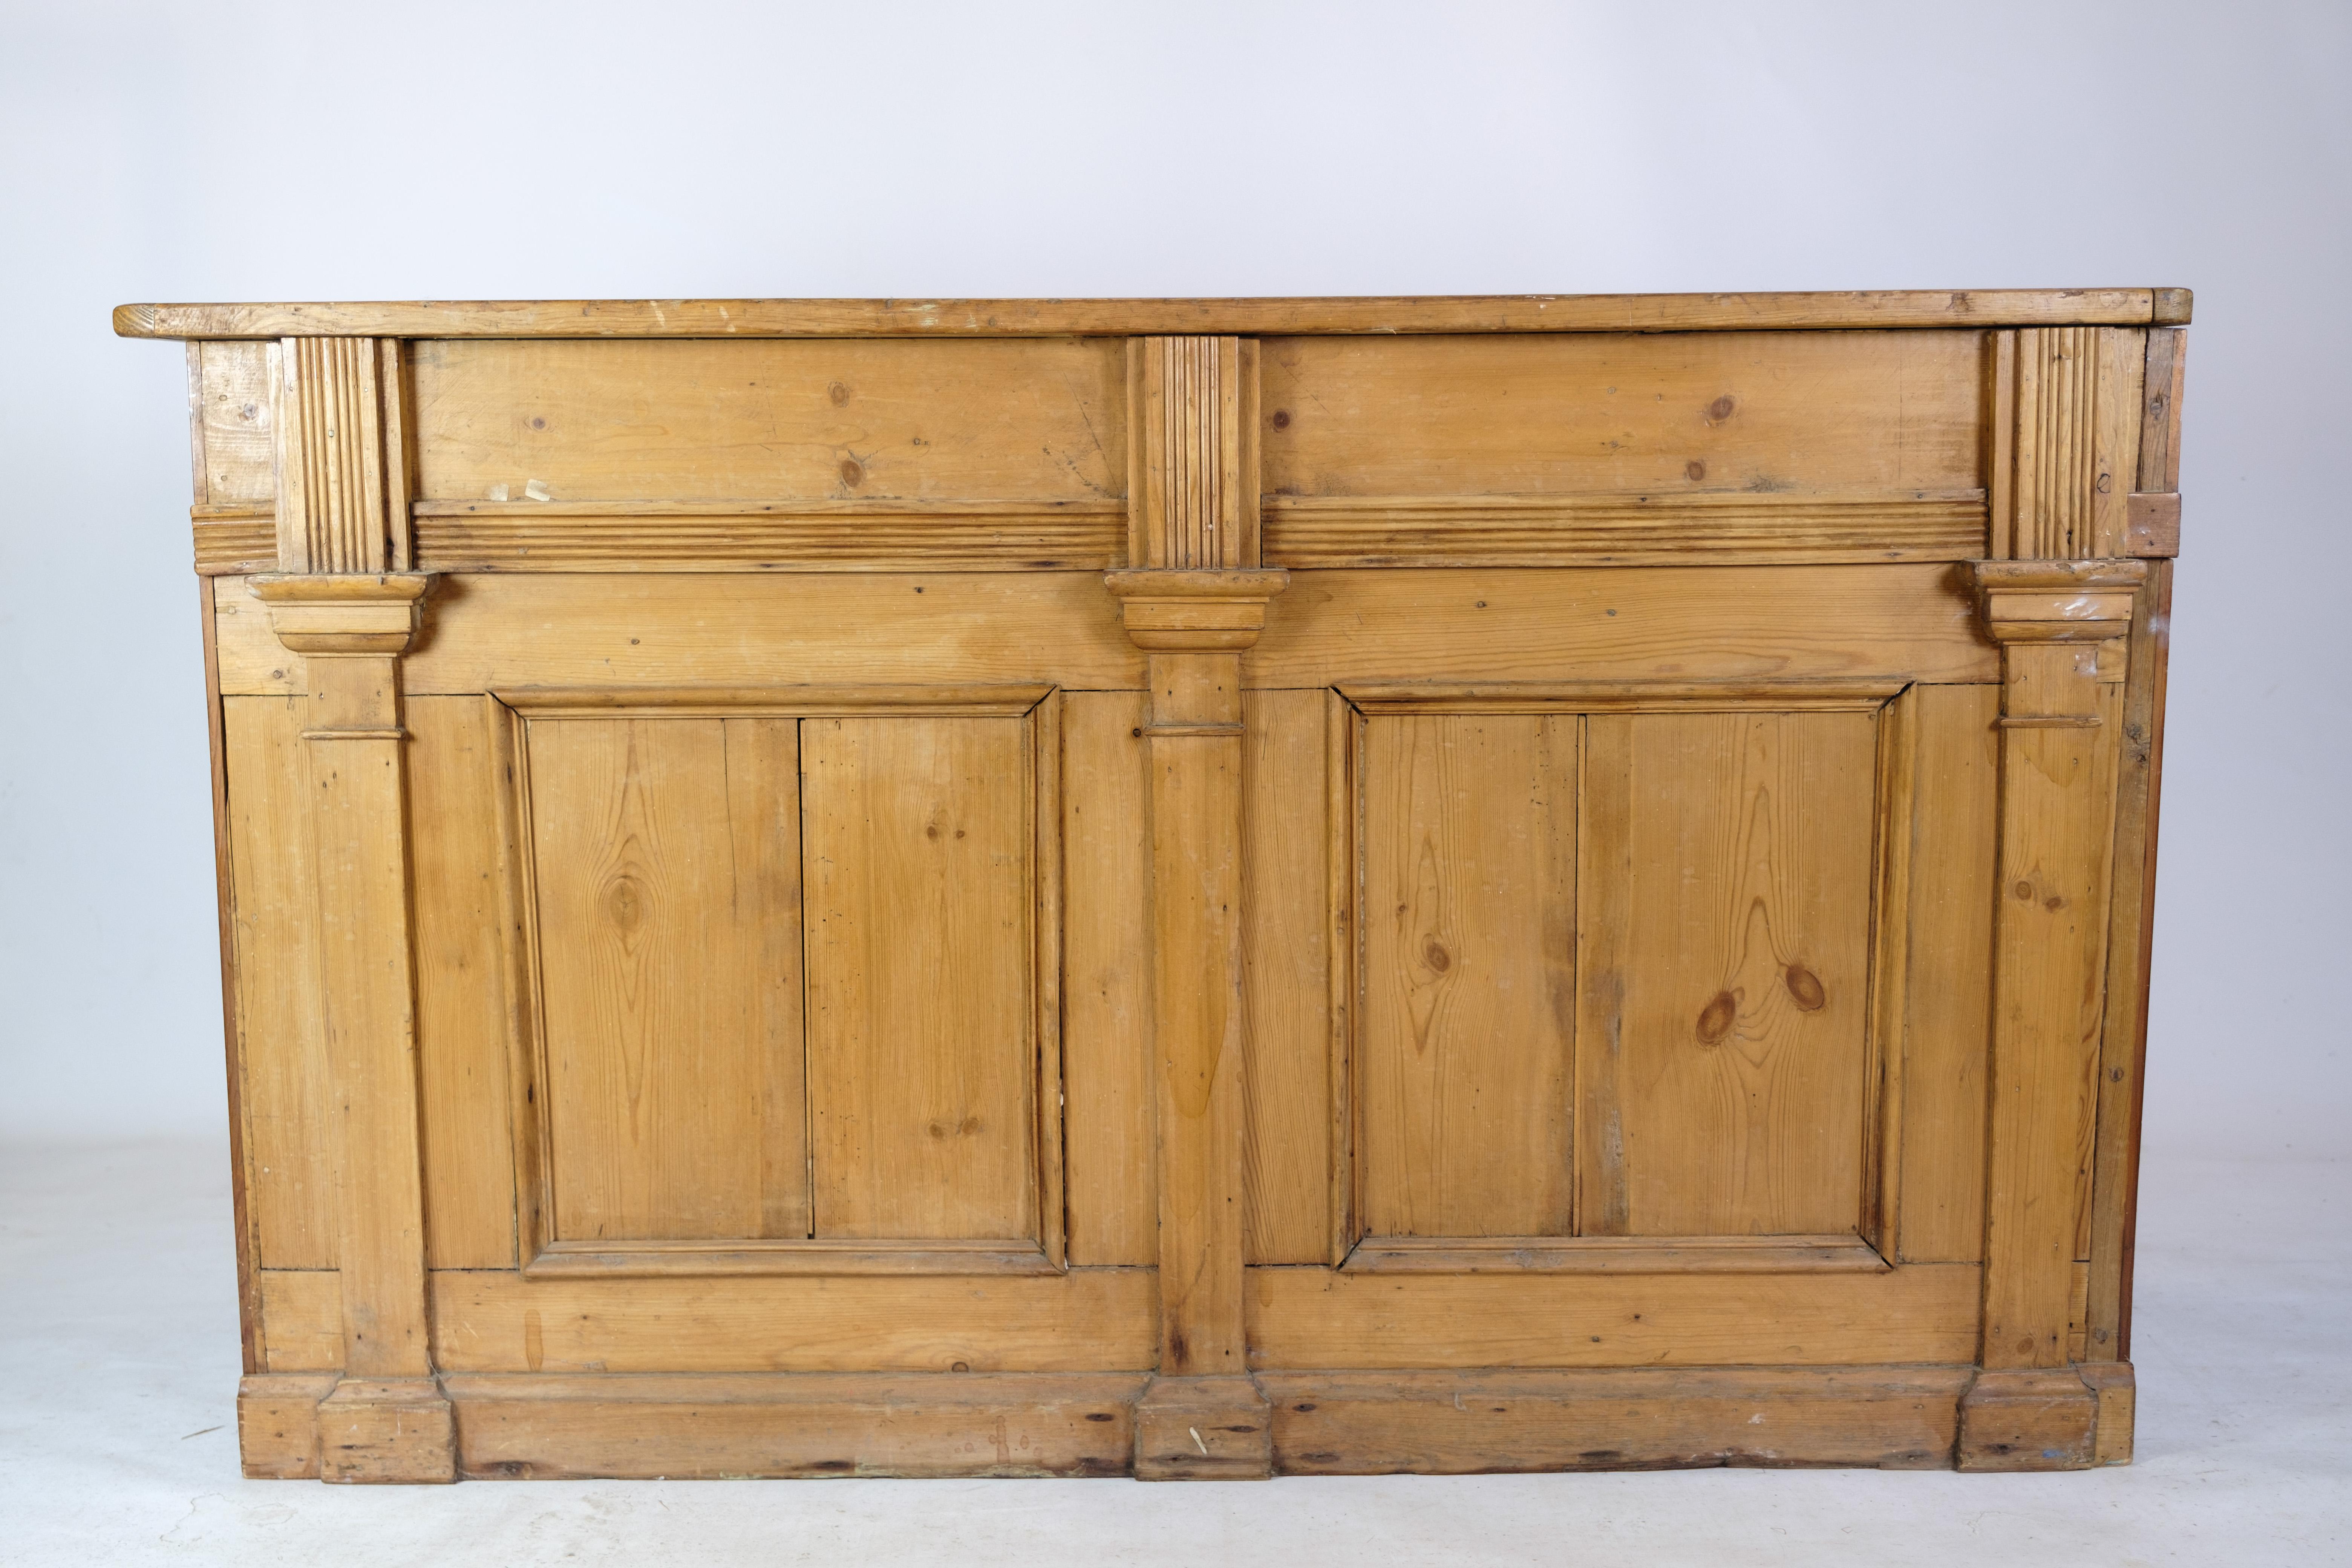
[525,717,807,1242]
[803,715,1037,1241]
[1359,713,1577,1238]
[410,338,1125,504]
[223,694,333,1269]
[1578,710,1877,1237]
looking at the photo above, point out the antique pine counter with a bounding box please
[116,291,2185,1482]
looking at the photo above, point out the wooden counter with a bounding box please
[120,291,2184,1481]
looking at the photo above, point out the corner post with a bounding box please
[244,334,450,1483]
[1958,558,2144,1471]
[1111,334,1285,1480]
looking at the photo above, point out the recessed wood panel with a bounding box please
[1359,714,1577,1238]
[223,695,334,1270]
[1578,710,1877,1237]
[803,716,1037,1240]
[408,697,518,1268]
[410,338,1125,504]
[526,717,807,1243]
[1261,331,1984,499]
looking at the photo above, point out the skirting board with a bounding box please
[236,1363,2136,1481]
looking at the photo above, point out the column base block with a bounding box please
[237,1373,340,1479]
[318,1377,458,1484]
[1133,1375,1273,1481]
[1955,1367,2101,1471]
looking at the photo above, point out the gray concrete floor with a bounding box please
[2,1139,2343,1567]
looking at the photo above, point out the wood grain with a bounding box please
[409,338,1124,505]
[274,337,395,573]
[195,340,278,504]
[1262,332,1984,500]
[223,695,334,1269]
[525,717,807,1242]
[1262,490,1987,568]
[1896,686,2001,1262]
[1264,1366,1969,1473]
[431,1269,1157,1372]
[115,289,2175,341]
[1129,337,1258,568]
[412,499,1125,571]
[447,1372,1145,1479]
[1059,692,1155,1266]
[1249,566,1998,691]
[1241,690,1335,1263]
[406,697,518,1268]
[1247,1263,1981,1369]
[804,716,1038,1241]
[1577,711,1876,1236]
[213,571,1143,697]
[1360,714,1576,1238]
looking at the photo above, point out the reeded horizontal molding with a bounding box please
[1263,490,1988,567]
[524,1239,1062,1279]
[115,288,2187,341]
[411,498,1125,571]
[1340,680,1905,714]
[1342,1234,1891,1275]
[192,502,276,575]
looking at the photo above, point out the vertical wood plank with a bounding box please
[1896,685,2001,1262]
[224,694,336,1269]
[2090,328,2147,559]
[1584,712,1876,1236]
[407,697,518,1268]
[1986,332,2017,559]
[1241,690,1335,1263]
[1360,714,1576,1238]
[528,718,806,1241]
[203,581,262,1374]
[1574,714,1633,1236]
[804,716,1036,1241]
[1060,692,1155,1265]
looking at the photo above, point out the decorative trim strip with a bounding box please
[490,683,1054,717]
[1128,337,1257,568]
[1341,1234,1891,1275]
[192,503,276,575]
[115,288,2185,342]
[1263,490,1988,567]
[1339,680,1905,715]
[411,498,1125,571]
[524,1239,1062,1279]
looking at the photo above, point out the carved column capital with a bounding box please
[1968,560,2145,645]
[251,573,431,655]
[1104,568,1289,651]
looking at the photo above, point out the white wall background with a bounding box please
[3,0,2345,1162]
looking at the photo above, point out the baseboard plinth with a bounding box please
[318,1377,457,1484]
[1133,1375,1274,1481]
[1956,1367,2099,1471]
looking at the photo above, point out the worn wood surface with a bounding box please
[1360,713,1575,1238]
[164,300,2179,1483]
[116,289,2184,341]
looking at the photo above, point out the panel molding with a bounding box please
[414,498,1125,572]
[490,685,1066,1277]
[1266,490,1988,568]
[1342,1234,1890,1275]
[1334,681,1915,1269]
